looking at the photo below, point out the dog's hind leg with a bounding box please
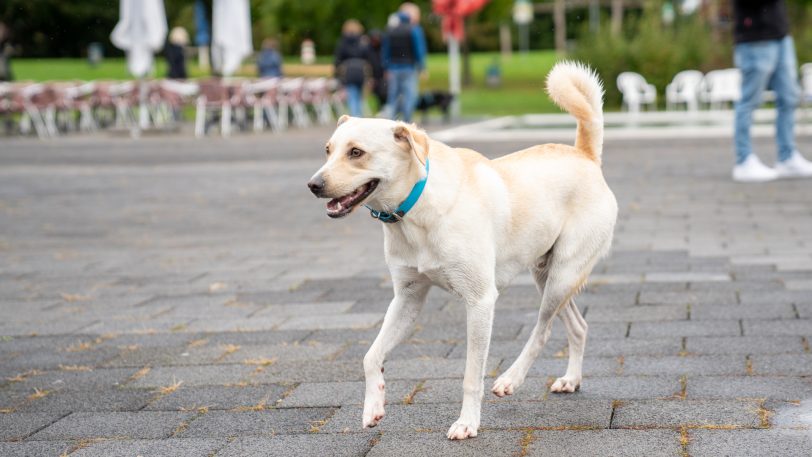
[550,299,588,393]
[491,260,551,397]
[492,244,597,398]
[362,271,430,429]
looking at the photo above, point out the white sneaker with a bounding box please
[732,154,778,182]
[775,151,812,178]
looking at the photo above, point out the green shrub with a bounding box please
[573,8,731,108]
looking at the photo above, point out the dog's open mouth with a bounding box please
[326,179,379,218]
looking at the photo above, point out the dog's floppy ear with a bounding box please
[393,123,429,166]
[337,114,351,126]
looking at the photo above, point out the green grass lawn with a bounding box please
[10,51,562,116]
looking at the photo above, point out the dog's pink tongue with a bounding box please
[327,199,342,212]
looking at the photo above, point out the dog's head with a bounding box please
[307,115,429,218]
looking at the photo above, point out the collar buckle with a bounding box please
[365,159,429,224]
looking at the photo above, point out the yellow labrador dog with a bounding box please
[308,61,617,440]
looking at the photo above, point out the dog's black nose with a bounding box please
[307,177,325,195]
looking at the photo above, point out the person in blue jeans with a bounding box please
[382,5,427,122]
[335,20,372,117]
[732,0,812,182]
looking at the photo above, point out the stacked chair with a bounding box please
[0,77,348,139]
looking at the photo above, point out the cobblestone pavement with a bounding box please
[1,129,811,456]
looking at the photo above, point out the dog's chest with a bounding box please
[384,229,450,286]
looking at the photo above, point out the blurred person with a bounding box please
[301,38,316,65]
[367,30,387,112]
[165,27,189,80]
[732,0,812,182]
[382,9,426,122]
[335,20,372,117]
[0,21,13,81]
[258,38,283,78]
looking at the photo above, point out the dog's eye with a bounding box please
[348,148,364,158]
[325,146,330,156]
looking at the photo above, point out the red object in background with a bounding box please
[432,0,489,41]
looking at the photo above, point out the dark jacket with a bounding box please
[733,0,789,43]
[165,43,187,79]
[334,34,371,87]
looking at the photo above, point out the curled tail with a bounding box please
[546,61,605,164]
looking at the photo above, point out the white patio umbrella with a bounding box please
[211,0,253,77]
[111,0,167,78]
[110,0,167,131]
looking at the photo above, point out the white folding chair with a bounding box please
[698,69,741,110]
[617,72,657,114]
[666,70,703,111]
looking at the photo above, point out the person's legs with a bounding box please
[401,69,418,123]
[734,41,778,164]
[384,71,400,119]
[346,84,362,117]
[770,36,800,162]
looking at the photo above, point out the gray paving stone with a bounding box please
[125,365,256,388]
[611,399,762,428]
[279,381,416,408]
[688,376,812,401]
[739,290,812,306]
[1,347,119,371]
[145,385,287,411]
[638,290,736,306]
[179,408,334,437]
[0,441,75,457]
[689,429,812,457]
[526,357,620,377]
[253,360,364,383]
[0,413,62,441]
[71,438,226,457]
[584,305,687,322]
[382,357,502,380]
[623,355,746,376]
[322,403,461,433]
[9,368,137,392]
[203,329,311,346]
[411,324,523,342]
[528,429,683,457]
[629,320,741,338]
[367,431,524,457]
[750,354,812,375]
[18,389,152,413]
[686,336,806,355]
[303,328,382,344]
[219,434,375,457]
[691,304,796,320]
[770,399,812,428]
[29,411,194,440]
[220,342,343,363]
[743,319,812,336]
[338,341,455,360]
[251,301,356,318]
[481,400,612,428]
[277,313,383,330]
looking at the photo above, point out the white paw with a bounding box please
[550,376,580,393]
[491,375,516,397]
[447,420,478,440]
[361,385,386,428]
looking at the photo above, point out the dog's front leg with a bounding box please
[362,272,430,428]
[448,286,498,440]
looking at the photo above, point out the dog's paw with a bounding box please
[550,376,581,393]
[491,374,518,397]
[361,389,386,428]
[447,420,478,440]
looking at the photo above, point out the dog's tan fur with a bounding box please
[309,61,617,439]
